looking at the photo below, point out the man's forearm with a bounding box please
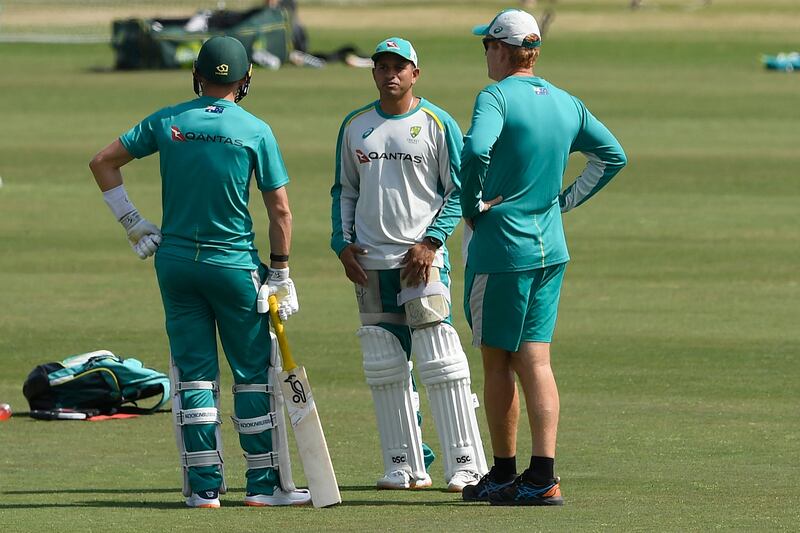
[263,187,292,268]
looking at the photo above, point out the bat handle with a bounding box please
[267,295,297,371]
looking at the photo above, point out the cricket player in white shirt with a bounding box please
[330,37,488,492]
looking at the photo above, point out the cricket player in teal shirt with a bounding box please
[90,36,310,509]
[460,9,627,506]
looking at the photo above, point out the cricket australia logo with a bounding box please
[284,373,307,404]
[407,125,422,144]
[171,126,186,142]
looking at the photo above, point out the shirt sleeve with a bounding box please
[460,87,505,220]
[254,125,290,192]
[559,97,627,212]
[119,111,161,159]
[330,118,359,256]
[425,113,464,244]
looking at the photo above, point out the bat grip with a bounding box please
[267,295,297,371]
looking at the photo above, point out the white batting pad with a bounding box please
[413,323,488,482]
[358,326,427,481]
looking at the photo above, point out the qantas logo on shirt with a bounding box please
[170,125,243,146]
[171,126,186,142]
[355,149,422,164]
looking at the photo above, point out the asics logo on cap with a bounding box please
[493,26,503,34]
[386,41,399,48]
[215,64,229,75]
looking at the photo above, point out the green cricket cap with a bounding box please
[195,36,251,83]
[371,37,419,67]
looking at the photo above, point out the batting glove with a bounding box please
[120,210,162,260]
[131,233,162,260]
[257,267,299,320]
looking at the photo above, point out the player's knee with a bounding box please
[413,323,470,385]
[358,326,408,385]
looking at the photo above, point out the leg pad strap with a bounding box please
[176,408,220,426]
[182,450,223,468]
[244,451,280,470]
[231,412,278,434]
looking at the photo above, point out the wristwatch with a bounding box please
[423,236,444,249]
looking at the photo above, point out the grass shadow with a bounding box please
[3,487,179,495]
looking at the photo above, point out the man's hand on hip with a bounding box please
[400,241,437,287]
[120,210,162,260]
[464,195,503,231]
[132,233,161,260]
[339,244,369,286]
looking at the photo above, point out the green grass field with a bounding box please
[1,1,798,530]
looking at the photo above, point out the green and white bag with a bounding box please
[23,350,170,417]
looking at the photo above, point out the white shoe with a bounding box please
[447,470,482,493]
[244,488,312,507]
[185,489,220,508]
[376,469,432,490]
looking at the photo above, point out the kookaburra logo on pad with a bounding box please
[284,373,307,404]
[216,64,229,75]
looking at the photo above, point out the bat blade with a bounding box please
[279,366,341,508]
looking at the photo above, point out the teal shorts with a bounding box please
[464,262,567,352]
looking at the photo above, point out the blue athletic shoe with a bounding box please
[488,475,564,506]
[461,468,516,502]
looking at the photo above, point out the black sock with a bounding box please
[492,456,517,482]
[525,456,555,485]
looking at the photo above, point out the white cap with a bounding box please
[472,9,541,48]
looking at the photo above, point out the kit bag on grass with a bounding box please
[23,350,170,415]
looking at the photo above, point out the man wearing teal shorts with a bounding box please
[90,36,310,508]
[460,9,627,505]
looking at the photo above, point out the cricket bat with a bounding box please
[267,295,341,508]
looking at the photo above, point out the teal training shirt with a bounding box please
[461,76,626,273]
[120,96,289,270]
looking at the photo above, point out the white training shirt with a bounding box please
[331,98,464,270]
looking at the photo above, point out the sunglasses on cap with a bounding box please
[482,37,498,51]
